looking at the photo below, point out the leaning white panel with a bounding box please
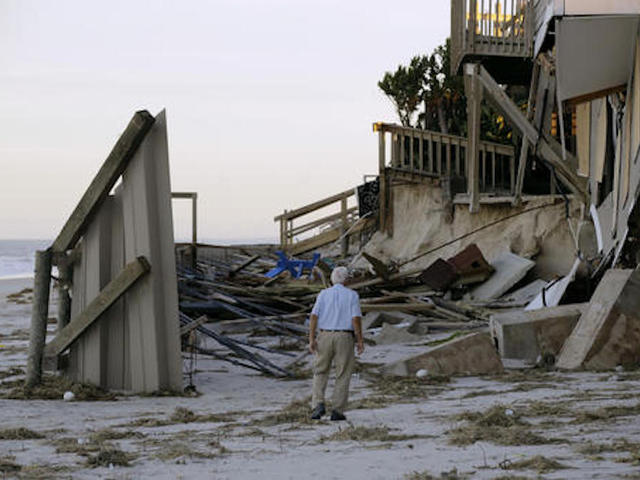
[121,110,182,393]
[556,16,638,102]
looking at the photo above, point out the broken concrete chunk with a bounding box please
[383,331,503,376]
[557,268,640,370]
[469,252,535,301]
[490,304,587,362]
[362,311,416,330]
[447,243,494,286]
[374,322,422,345]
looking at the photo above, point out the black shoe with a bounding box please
[330,410,346,421]
[311,403,326,420]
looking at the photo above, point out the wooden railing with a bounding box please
[274,189,371,256]
[451,0,533,74]
[374,123,516,194]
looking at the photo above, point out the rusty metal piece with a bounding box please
[418,258,459,291]
[447,243,494,286]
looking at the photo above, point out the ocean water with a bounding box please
[0,240,51,279]
[0,238,277,280]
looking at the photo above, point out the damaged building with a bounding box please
[273,0,640,374]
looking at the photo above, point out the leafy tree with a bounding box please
[379,38,523,144]
[420,39,466,135]
[378,56,428,127]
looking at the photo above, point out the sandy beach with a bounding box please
[1,277,640,479]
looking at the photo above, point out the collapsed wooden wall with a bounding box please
[62,111,182,392]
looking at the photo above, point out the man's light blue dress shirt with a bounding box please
[311,284,362,331]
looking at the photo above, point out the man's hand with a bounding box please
[356,340,364,356]
[309,339,318,354]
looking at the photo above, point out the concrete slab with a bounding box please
[490,304,587,362]
[468,252,535,301]
[383,331,503,376]
[557,268,640,370]
[525,258,580,311]
[500,279,548,305]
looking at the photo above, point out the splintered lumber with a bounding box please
[180,314,211,335]
[180,313,292,376]
[25,249,53,388]
[360,303,435,313]
[52,111,155,253]
[376,290,473,322]
[44,256,150,357]
[362,252,391,280]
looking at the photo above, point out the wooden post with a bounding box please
[340,197,348,257]
[280,211,286,248]
[465,63,482,213]
[56,254,72,332]
[191,193,198,269]
[378,130,388,234]
[25,249,52,388]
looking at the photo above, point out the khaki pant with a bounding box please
[312,331,355,412]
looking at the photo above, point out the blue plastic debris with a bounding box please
[264,251,321,279]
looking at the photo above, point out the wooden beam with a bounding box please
[52,111,155,253]
[44,256,150,357]
[476,65,539,144]
[513,61,541,205]
[465,63,483,213]
[476,65,588,202]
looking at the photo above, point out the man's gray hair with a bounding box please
[330,266,349,285]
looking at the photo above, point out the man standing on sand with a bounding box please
[308,266,364,421]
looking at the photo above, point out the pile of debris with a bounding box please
[176,238,640,383]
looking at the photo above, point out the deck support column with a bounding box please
[464,63,483,213]
[26,249,52,388]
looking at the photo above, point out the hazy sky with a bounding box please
[0,0,450,242]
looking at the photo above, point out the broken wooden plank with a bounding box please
[361,303,435,313]
[229,254,260,277]
[44,256,150,357]
[52,111,155,253]
[180,314,211,335]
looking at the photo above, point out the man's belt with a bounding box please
[319,329,354,333]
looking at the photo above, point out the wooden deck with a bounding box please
[451,0,534,82]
